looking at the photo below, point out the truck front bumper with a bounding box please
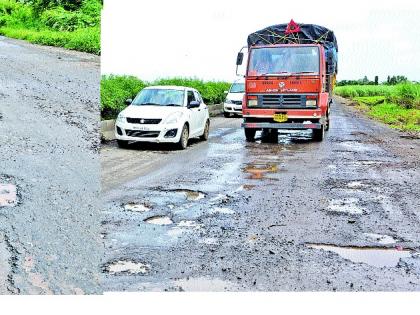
[241,122,322,129]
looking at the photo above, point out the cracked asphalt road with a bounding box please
[102,97,420,291]
[0,36,101,294]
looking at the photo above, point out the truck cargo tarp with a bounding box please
[247,23,338,52]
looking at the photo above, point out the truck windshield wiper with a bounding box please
[259,72,292,76]
[294,71,317,74]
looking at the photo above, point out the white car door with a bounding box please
[186,90,201,136]
[194,91,207,132]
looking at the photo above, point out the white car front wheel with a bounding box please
[200,119,210,141]
[177,124,189,150]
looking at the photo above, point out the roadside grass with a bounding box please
[0,0,101,54]
[101,75,231,120]
[335,83,420,131]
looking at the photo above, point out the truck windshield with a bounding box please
[230,83,245,93]
[132,89,184,106]
[247,46,319,76]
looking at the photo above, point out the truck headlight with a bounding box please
[247,99,258,107]
[306,99,317,106]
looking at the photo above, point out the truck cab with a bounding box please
[237,22,338,142]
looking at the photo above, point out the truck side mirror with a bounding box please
[236,52,244,65]
[125,99,132,105]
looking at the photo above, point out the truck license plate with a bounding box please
[273,113,288,123]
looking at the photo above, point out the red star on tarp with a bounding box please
[285,19,301,34]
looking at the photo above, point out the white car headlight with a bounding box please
[225,99,233,104]
[164,112,183,124]
[116,113,126,123]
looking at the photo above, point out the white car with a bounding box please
[115,86,210,150]
[223,79,245,117]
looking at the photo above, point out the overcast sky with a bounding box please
[102,0,420,83]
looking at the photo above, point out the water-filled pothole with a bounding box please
[105,260,150,275]
[308,244,411,268]
[144,215,173,225]
[327,198,364,215]
[174,189,206,201]
[0,183,17,207]
[124,202,151,212]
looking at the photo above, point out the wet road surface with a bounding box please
[101,97,420,291]
[0,36,101,294]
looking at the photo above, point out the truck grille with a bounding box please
[258,94,306,108]
[126,118,162,124]
[125,130,160,138]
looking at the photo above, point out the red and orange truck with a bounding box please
[236,20,338,141]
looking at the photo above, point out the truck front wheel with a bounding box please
[244,128,256,142]
[313,125,325,142]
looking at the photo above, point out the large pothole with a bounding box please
[308,244,412,268]
[144,215,173,225]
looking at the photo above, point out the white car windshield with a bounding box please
[132,89,184,106]
[230,83,245,93]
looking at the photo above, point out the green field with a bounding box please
[335,83,420,131]
[101,75,230,120]
[0,0,101,54]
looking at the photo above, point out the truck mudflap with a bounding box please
[242,122,322,129]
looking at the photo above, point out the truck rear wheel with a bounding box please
[313,125,325,142]
[325,115,330,131]
[244,128,256,142]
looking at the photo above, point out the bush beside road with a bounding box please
[334,83,420,132]
[101,75,230,120]
[0,0,101,54]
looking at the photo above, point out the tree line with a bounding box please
[337,75,409,86]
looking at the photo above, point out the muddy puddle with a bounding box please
[243,163,278,179]
[308,244,411,268]
[0,183,17,207]
[144,215,173,225]
[172,189,205,201]
[339,141,371,152]
[106,260,150,275]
